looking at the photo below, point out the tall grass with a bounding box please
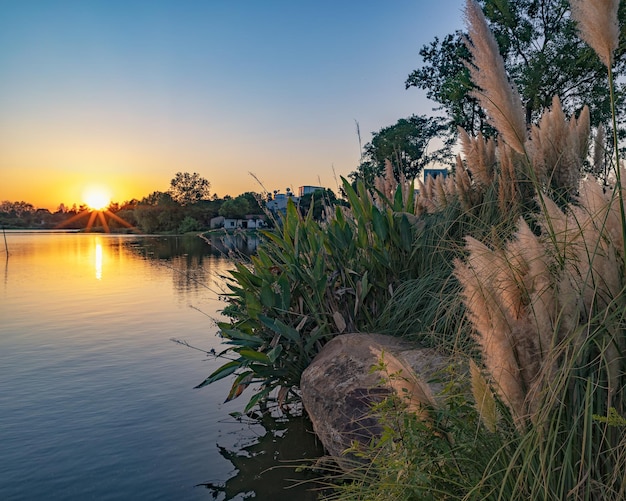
[325,0,626,499]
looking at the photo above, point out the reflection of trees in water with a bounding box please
[199,232,260,257]
[124,234,260,294]
[169,254,217,294]
[127,234,259,261]
[199,413,325,501]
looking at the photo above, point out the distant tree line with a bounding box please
[1,172,337,232]
[0,172,263,233]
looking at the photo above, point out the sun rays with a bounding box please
[56,206,136,232]
[54,184,138,233]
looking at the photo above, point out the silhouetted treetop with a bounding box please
[168,172,211,206]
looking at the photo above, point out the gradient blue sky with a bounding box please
[0,0,464,209]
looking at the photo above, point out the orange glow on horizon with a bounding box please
[0,167,161,211]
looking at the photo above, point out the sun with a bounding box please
[56,184,135,233]
[83,186,111,211]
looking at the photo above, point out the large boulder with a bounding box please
[300,333,448,467]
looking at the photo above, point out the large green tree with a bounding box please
[406,0,626,135]
[238,192,264,214]
[219,196,250,219]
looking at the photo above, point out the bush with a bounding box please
[178,216,200,234]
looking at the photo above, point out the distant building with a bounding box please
[210,215,266,230]
[266,189,298,214]
[423,168,449,180]
[298,185,325,197]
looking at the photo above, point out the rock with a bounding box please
[300,333,448,468]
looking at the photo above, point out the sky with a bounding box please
[0,0,465,210]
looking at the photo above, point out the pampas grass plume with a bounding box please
[458,126,497,186]
[463,0,527,154]
[570,0,620,68]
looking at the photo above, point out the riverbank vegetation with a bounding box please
[210,0,626,498]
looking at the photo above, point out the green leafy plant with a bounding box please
[200,175,436,411]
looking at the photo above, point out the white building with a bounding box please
[266,190,298,214]
[210,215,266,230]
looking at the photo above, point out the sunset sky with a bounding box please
[0,1,464,210]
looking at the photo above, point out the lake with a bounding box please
[0,231,324,500]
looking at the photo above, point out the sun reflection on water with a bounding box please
[95,239,103,280]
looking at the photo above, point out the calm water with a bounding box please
[0,231,323,500]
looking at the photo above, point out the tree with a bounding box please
[178,216,201,233]
[406,0,626,135]
[168,172,210,206]
[135,191,179,233]
[141,191,175,206]
[0,200,35,218]
[238,192,264,214]
[350,115,450,183]
[219,196,249,219]
[297,188,337,220]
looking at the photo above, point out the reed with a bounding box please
[452,0,626,496]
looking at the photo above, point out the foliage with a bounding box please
[219,195,250,219]
[168,171,211,206]
[206,2,626,499]
[0,200,40,228]
[1,185,241,234]
[204,177,437,410]
[375,184,517,352]
[187,1,626,496]
[238,192,265,215]
[207,150,521,411]
[296,188,337,221]
[350,115,451,184]
[141,190,176,207]
[325,2,626,499]
[0,200,35,217]
[178,216,201,233]
[406,0,626,135]
[134,204,181,234]
[201,200,335,412]
[320,362,512,501]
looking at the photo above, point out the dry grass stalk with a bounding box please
[455,154,474,211]
[373,158,414,209]
[458,126,497,186]
[454,235,529,426]
[463,0,526,154]
[573,105,591,159]
[593,124,606,179]
[570,0,620,68]
[415,173,461,215]
[416,175,437,215]
[497,144,520,214]
[528,96,590,197]
[455,175,626,426]
[470,359,498,432]
[374,159,397,202]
